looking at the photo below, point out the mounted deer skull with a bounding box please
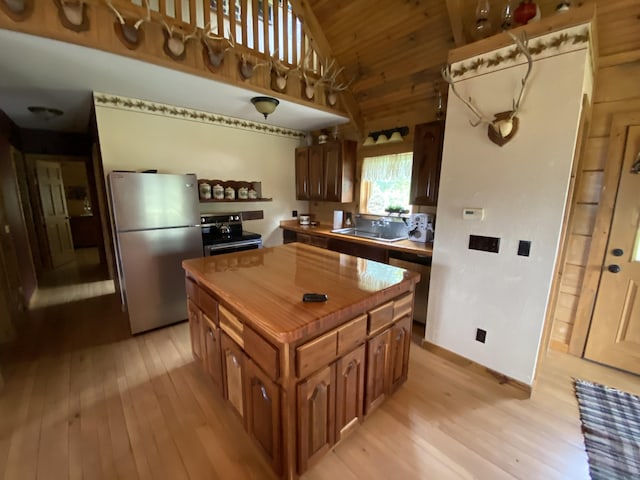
[160,21,198,61]
[239,52,269,80]
[201,27,234,70]
[442,32,533,147]
[54,0,89,32]
[268,49,292,92]
[106,0,150,50]
[299,49,322,100]
[320,59,355,106]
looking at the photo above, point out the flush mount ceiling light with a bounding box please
[251,96,279,120]
[27,105,64,119]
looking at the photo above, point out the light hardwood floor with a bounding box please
[1,258,639,479]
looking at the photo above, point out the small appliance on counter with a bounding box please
[299,214,311,225]
[408,213,435,243]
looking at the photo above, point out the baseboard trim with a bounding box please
[421,339,532,398]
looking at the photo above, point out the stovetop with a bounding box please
[201,213,262,245]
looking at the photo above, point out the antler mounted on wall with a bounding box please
[442,32,533,147]
[201,27,234,71]
[160,21,198,61]
[320,59,355,106]
[268,50,292,92]
[54,0,89,32]
[106,0,150,50]
[0,0,33,21]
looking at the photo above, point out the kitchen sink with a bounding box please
[331,228,408,243]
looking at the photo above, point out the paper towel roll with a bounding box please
[333,210,344,229]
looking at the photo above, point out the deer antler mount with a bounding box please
[201,28,234,71]
[107,0,150,50]
[442,32,533,147]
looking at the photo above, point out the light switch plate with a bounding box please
[463,207,484,220]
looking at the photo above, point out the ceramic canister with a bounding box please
[213,184,224,199]
[225,186,235,199]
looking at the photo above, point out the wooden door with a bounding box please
[221,332,246,423]
[365,328,391,415]
[323,142,341,201]
[187,299,204,363]
[410,121,444,206]
[295,148,310,200]
[308,145,323,200]
[585,125,640,374]
[202,314,223,394]
[245,359,282,474]
[388,316,412,393]
[335,344,365,442]
[36,160,74,267]
[297,363,335,474]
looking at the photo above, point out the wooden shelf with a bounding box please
[448,3,595,64]
[199,198,272,203]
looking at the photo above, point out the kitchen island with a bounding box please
[182,243,419,479]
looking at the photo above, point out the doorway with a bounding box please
[583,116,640,375]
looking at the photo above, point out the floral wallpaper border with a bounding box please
[93,93,306,139]
[451,28,591,79]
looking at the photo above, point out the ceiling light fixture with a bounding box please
[251,96,279,120]
[27,105,64,119]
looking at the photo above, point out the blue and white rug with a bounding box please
[574,379,640,480]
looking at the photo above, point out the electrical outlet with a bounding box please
[475,328,487,343]
[292,210,298,217]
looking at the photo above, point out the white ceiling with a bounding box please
[0,29,349,133]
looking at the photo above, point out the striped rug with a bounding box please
[574,379,640,480]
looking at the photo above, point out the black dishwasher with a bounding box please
[388,250,431,325]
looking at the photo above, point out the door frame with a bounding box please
[569,111,640,355]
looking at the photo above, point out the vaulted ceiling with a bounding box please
[1,0,639,134]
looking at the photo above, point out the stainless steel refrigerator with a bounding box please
[108,171,203,334]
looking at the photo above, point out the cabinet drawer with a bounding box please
[199,289,219,325]
[309,236,328,249]
[368,301,393,335]
[296,330,338,378]
[220,305,244,348]
[244,326,280,380]
[185,277,198,302]
[393,294,413,321]
[337,315,366,356]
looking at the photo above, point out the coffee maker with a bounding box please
[407,213,434,243]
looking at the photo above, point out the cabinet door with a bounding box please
[202,314,223,395]
[245,359,282,474]
[365,328,391,415]
[323,142,341,202]
[388,316,412,393]
[297,364,335,474]
[221,333,246,423]
[187,299,203,363]
[308,146,324,200]
[335,344,365,442]
[295,148,310,200]
[410,121,444,206]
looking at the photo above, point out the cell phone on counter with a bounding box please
[302,293,328,302]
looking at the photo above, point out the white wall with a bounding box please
[94,100,308,246]
[426,38,592,385]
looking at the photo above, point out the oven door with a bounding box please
[205,239,262,256]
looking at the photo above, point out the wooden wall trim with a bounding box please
[444,0,466,47]
[420,340,532,397]
[569,111,640,356]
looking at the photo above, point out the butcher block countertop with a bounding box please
[279,219,433,256]
[182,243,419,344]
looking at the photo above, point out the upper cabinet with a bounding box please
[410,121,444,206]
[295,141,356,203]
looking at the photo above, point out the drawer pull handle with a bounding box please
[260,384,269,401]
[345,360,357,374]
[231,354,239,368]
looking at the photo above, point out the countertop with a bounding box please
[182,243,419,344]
[279,219,433,256]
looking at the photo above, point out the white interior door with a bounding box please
[36,160,75,268]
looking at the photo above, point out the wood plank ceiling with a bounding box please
[305,0,640,132]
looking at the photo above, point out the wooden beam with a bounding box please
[288,0,364,134]
[445,0,466,47]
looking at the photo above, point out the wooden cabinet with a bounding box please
[335,344,365,442]
[187,298,204,363]
[410,121,444,206]
[327,237,388,263]
[202,314,223,395]
[365,328,391,415]
[221,332,246,423]
[245,359,282,475]
[388,315,412,393]
[295,141,356,203]
[297,364,336,473]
